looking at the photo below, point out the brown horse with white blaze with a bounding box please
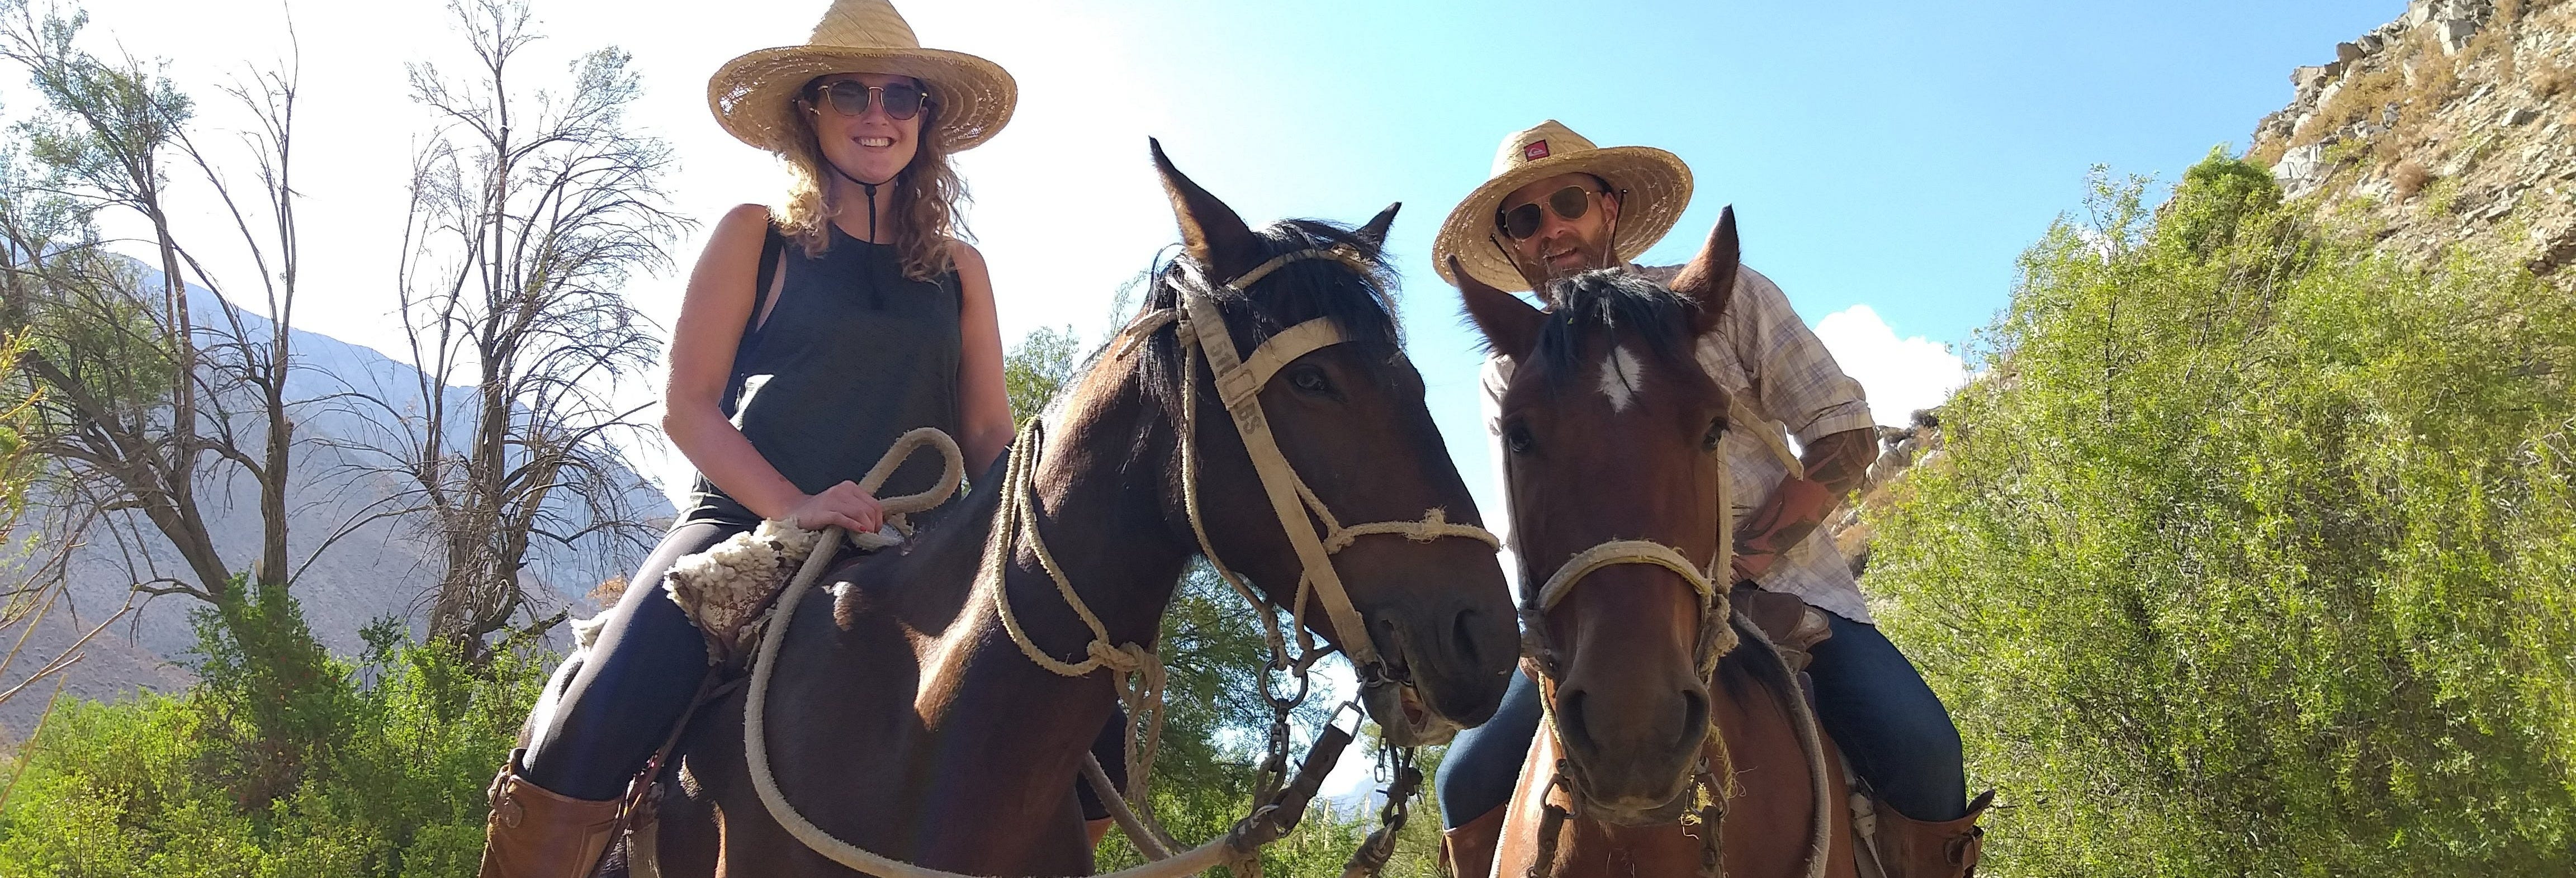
[1453,208,1859,878]
[645,143,1521,876]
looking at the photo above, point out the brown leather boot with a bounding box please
[1872,790,1994,878]
[479,749,624,878]
[1439,804,1507,878]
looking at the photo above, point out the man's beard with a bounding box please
[1516,230,1620,289]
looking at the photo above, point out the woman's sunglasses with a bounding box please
[808,80,931,121]
[1496,185,1609,240]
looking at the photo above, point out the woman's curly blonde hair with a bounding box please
[774,77,971,281]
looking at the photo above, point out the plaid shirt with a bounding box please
[1480,263,1879,623]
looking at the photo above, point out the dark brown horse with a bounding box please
[650,145,1521,876]
[1453,210,1858,878]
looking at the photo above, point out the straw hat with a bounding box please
[708,0,1016,153]
[1432,120,1693,293]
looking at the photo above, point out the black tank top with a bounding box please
[679,224,965,527]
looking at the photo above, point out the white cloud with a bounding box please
[1812,305,1966,426]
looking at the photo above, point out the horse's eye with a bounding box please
[1506,423,1535,454]
[1702,417,1726,452]
[1287,365,1332,395]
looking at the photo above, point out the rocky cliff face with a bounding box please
[2252,0,2576,276]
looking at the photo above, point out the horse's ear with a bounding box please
[1149,138,1262,281]
[1452,255,1545,358]
[1668,205,1741,335]
[1352,202,1400,252]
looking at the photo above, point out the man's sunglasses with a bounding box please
[1497,185,1609,240]
[807,80,931,121]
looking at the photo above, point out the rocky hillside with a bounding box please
[1831,0,2576,580]
[2253,0,2576,276]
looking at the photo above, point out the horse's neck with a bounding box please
[919,384,1194,707]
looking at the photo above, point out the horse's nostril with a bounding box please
[1677,688,1710,751]
[1451,608,1480,668]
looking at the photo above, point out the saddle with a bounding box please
[1735,587,1834,672]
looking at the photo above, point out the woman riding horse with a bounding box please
[479,1,1112,873]
[652,146,1521,876]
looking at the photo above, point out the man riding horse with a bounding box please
[1429,121,1992,878]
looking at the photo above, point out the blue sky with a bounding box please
[81,0,2401,523]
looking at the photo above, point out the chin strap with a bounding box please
[832,163,891,243]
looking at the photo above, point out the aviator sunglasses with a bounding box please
[807,79,931,121]
[1497,184,1612,240]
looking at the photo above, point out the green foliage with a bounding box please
[1866,152,2576,875]
[1085,565,1450,877]
[1005,324,1082,427]
[2167,146,2281,256]
[0,331,37,524]
[0,0,192,212]
[0,599,550,877]
[186,576,348,808]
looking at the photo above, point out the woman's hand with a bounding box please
[786,481,885,534]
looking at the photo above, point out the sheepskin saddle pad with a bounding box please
[662,521,832,666]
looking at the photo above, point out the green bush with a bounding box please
[1091,566,1449,878]
[0,605,549,877]
[1866,152,2576,875]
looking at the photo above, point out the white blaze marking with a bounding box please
[1598,345,1644,412]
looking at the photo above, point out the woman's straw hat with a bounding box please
[708,0,1016,153]
[1433,120,1693,293]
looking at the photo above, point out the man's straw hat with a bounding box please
[1433,120,1693,293]
[708,0,1016,153]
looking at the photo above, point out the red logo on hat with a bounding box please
[1524,140,1550,161]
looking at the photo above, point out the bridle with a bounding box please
[1509,367,1829,878]
[1087,243,1506,691]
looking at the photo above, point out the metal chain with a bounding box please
[1337,745,1422,878]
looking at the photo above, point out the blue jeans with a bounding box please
[520,520,1129,816]
[1436,609,1968,825]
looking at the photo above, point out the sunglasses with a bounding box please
[1497,185,1611,240]
[808,79,931,121]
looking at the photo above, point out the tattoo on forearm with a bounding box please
[1736,499,1790,557]
[1803,429,1877,499]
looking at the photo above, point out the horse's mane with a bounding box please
[1527,269,1702,388]
[1107,218,1404,430]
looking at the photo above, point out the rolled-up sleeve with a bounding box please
[1732,268,1873,446]
[1480,355,1516,543]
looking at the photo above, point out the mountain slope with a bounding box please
[2,263,670,738]
[2253,0,2576,275]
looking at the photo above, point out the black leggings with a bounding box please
[1435,609,1968,826]
[521,520,1128,814]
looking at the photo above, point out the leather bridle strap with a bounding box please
[1178,249,1392,671]
[1138,244,1503,678]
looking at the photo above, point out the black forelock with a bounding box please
[1529,269,1701,387]
[1120,217,1404,432]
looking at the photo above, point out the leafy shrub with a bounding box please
[1866,152,2576,875]
[0,604,550,877]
